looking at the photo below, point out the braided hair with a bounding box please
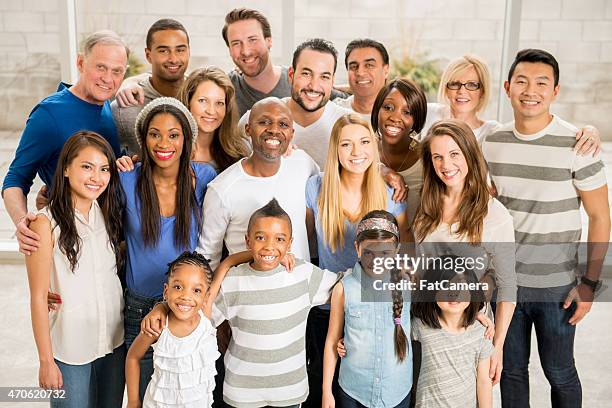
[356,210,407,362]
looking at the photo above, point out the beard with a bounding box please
[291,87,329,113]
[235,52,269,78]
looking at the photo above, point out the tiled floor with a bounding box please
[1,262,611,407]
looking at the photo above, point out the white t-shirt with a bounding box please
[420,103,500,144]
[333,95,371,122]
[419,198,517,302]
[239,99,352,169]
[197,149,319,269]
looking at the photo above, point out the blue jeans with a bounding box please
[338,387,410,408]
[500,284,581,408]
[51,345,125,408]
[123,288,163,402]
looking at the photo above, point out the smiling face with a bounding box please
[64,145,111,208]
[337,123,375,175]
[146,29,190,83]
[505,61,559,124]
[189,80,226,135]
[289,49,335,113]
[145,112,185,170]
[430,135,469,193]
[226,19,271,77]
[163,264,208,321]
[76,43,127,105]
[377,88,415,145]
[246,216,293,271]
[246,100,294,162]
[445,65,483,116]
[347,47,389,99]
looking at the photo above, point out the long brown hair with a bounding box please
[48,131,124,272]
[318,114,387,252]
[136,104,201,249]
[412,119,491,243]
[356,210,407,362]
[177,66,249,171]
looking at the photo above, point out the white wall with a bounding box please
[1,0,611,137]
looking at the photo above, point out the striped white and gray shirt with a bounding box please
[482,115,606,288]
[212,260,342,408]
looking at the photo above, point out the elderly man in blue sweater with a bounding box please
[2,30,128,255]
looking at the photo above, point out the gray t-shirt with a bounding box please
[111,77,162,157]
[412,318,493,408]
[229,66,292,117]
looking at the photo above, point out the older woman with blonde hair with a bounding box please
[177,66,250,172]
[421,54,601,152]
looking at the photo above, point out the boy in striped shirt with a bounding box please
[211,198,342,408]
[482,49,610,408]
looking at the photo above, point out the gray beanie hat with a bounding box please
[134,97,198,148]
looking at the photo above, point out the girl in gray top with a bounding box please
[411,257,494,408]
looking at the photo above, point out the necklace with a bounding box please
[381,130,419,172]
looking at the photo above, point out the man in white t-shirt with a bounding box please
[240,38,352,169]
[333,38,390,121]
[198,97,318,269]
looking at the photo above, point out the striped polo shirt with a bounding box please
[212,260,341,408]
[482,115,606,288]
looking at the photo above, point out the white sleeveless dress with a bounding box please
[143,310,220,407]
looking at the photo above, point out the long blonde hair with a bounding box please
[412,120,491,243]
[318,114,387,252]
[177,66,249,171]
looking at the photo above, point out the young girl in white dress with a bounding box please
[126,251,219,408]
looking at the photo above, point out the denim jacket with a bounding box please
[339,263,412,407]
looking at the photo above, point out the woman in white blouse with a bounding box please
[26,131,125,408]
[412,119,517,387]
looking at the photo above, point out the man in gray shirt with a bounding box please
[222,7,347,116]
[111,18,190,157]
[221,8,291,117]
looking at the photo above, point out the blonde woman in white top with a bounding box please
[26,131,125,408]
[421,54,601,152]
[412,120,517,387]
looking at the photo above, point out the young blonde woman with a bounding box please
[305,113,408,406]
[412,119,517,385]
[306,114,409,272]
[422,54,601,153]
[177,66,250,172]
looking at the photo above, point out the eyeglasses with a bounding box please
[446,81,481,91]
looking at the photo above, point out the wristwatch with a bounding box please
[580,276,602,293]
